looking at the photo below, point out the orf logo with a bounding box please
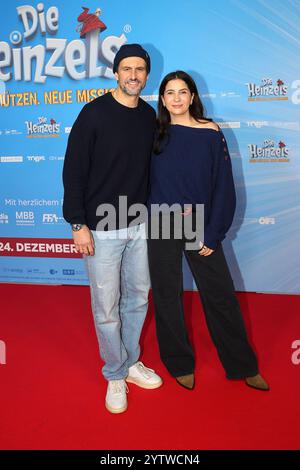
[259,217,275,225]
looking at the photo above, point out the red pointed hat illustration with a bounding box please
[277,79,284,86]
[278,141,286,148]
[50,118,56,125]
[77,6,107,38]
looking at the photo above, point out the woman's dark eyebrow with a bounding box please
[165,87,189,92]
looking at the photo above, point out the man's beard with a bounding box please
[120,79,146,96]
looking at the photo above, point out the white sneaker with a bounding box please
[105,379,128,414]
[126,361,163,389]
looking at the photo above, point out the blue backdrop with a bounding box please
[1,0,300,293]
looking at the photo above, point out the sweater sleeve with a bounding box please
[62,105,95,225]
[204,131,236,249]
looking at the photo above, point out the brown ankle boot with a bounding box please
[245,373,269,391]
[175,373,195,390]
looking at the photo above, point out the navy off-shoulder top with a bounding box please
[148,124,236,249]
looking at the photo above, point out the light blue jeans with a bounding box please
[85,224,150,381]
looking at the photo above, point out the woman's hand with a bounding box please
[182,207,193,216]
[198,244,214,256]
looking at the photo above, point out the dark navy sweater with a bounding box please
[148,124,236,249]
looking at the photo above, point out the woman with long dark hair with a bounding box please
[147,71,269,391]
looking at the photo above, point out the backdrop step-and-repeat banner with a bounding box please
[0,0,300,293]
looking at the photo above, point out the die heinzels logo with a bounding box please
[246,78,288,101]
[248,139,290,163]
[25,116,60,137]
[0,4,127,84]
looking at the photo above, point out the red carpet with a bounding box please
[0,283,299,450]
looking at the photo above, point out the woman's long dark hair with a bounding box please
[153,71,210,154]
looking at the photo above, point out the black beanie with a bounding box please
[113,44,151,73]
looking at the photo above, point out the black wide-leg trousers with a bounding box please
[147,232,258,379]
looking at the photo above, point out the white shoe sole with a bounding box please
[126,377,163,389]
[105,402,127,414]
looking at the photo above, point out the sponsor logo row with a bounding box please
[0,155,64,163]
[0,212,65,226]
[0,138,291,164]
[1,267,85,276]
[0,212,277,227]
[1,119,300,140]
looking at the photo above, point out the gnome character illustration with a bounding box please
[77,6,107,38]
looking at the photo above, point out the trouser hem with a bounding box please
[226,369,259,380]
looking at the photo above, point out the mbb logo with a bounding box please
[16,212,34,220]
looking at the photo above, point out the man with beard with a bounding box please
[63,44,162,414]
